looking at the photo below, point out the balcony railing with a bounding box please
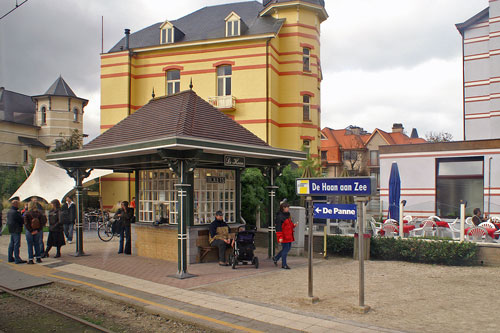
[208,95,236,110]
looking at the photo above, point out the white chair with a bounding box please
[409,220,436,237]
[370,220,382,236]
[444,218,461,240]
[466,226,488,243]
[479,222,495,229]
[428,215,441,221]
[403,215,413,223]
[488,216,500,224]
[465,217,474,226]
[384,219,398,225]
[382,224,398,237]
[493,230,500,243]
[338,221,355,235]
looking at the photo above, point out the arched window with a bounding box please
[166,70,181,95]
[73,107,79,122]
[41,106,47,125]
[217,65,232,96]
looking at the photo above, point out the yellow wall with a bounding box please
[99,3,325,208]
[0,122,48,167]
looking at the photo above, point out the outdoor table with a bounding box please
[464,227,498,239]
[420,221,449,228]
[379,225,415,236]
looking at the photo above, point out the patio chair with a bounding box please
[466,226,488,243]
[403,215,413,224]
[370,220,382,236]
[493,230,500,243]
[488,216,500,224]
[465,217,474,226]
[338,221,355,235]
[479,222,495,229]
[445,218,461,240]
[409,220,436,238]
[428,215,441,221]
[384,219,398,225]
[382,224,398,237]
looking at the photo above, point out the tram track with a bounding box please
[0,285,112,333]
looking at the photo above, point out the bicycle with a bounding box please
[93,211,120,242]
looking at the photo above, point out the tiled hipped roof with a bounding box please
[84,90,269,150]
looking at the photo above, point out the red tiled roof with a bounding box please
[85,90,269,150]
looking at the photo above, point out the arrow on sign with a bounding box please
[315,207,321,214]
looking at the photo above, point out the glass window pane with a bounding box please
[167,82,173,95]
[161,29,166,44]
[227,21,232,36]
[167,28,173,43]
[438,161,483,176]
[225,65,232,75]
[218,78,224,96]
[436,178,483,217]
[234,20,239,35]
[303,48,310,55]
[303,95,310,103]
[303,105,310,121]
[225,77,231,95]
[217,66,224,76]
[175,82,180,93]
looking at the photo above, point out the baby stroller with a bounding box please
[229,226,258,269]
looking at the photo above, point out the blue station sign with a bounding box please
[296,177,376,196]
[313,203,358,220]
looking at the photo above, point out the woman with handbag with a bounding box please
[43,199,66,258]
[272,201,297,269]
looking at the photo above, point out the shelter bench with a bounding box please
[196,229,235,263]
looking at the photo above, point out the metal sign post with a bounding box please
[355,197,370,313]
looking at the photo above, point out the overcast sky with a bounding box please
[0,0,488,142]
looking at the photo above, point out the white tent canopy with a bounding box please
[10,158,112,202]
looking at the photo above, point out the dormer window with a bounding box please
[160,21,176,44]
[225,12,241,37]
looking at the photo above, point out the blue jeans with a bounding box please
[26,230,42,260]
[64,223,74,241]
[8,233,22,262]
[119,225,131,254]
[275,242,291,267]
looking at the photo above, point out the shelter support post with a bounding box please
[173,160,195,279]
[66,168,92,257]
[266,167,278,259]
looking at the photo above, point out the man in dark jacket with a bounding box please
[7,200,27,264]
[62,196,76,243]
[209,211,232,266]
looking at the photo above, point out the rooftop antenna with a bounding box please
[189,78,193,90]
[151,87,155,99]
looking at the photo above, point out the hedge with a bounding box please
[326,235,478,266]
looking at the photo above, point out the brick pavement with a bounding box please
[0,232,400,332]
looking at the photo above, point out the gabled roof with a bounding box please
[320,128,368,165]
[0,87,36,126]
[366,128,427,146]
[84,89,269,150]
[456,7,489,36]
[109,1,285,52]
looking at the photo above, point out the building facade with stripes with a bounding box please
[457,1,500,140]
[98,0,327,208]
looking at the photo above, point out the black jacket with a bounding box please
[275,211,291,232]
[48,209,63,232]
[61,202,76,224]
[115,208,134,228]
[7,206,24,234]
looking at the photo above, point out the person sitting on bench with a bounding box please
[209,211,231,266]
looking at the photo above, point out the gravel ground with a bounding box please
[196,257,500,333]
[1,284,216,333]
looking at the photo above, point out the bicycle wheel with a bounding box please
[98,224,113,242]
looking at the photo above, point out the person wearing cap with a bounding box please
[273,200,297,269]
[209,211,232,266]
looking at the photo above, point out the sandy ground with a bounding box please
[196,257,500,333]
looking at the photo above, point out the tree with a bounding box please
[0,166,28,203]
[241,168,267,226]
[276,165,301,206]
[52,129,84,152]
[425,131,453,143]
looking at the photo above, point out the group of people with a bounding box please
[209,201,297,269]
[6,197,76,264]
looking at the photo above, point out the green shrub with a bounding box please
[326,235,478,266]
[326,235,354,257]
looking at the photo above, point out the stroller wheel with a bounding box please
[253,257,259,269]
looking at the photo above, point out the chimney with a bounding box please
[410,128,419,138]
[392,123,404,133]
[124,28,130,49]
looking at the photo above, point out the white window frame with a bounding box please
[225,12,241,37]
[217,65,232,97]
[166,70,181,95]
[303,95,311,121]
[160,21,175,44]
[73,107,79,122]
[303,47,311,72]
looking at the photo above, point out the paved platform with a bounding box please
[0,263,52,290]
[0,232,400,332]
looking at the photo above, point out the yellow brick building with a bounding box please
[98,0,328,208]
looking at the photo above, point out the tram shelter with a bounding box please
[47,89,306,278]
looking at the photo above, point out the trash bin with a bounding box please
[353,233,371,260]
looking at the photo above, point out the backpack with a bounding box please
[31,217,41,230]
